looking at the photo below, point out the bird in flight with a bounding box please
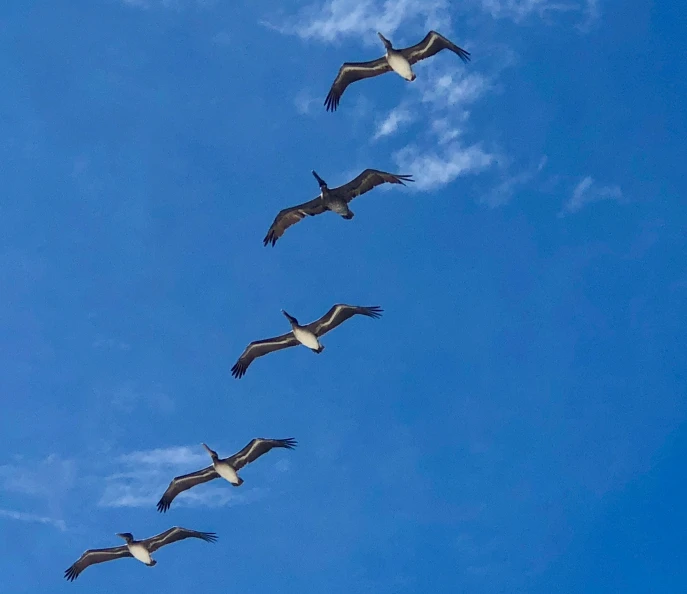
[263,169,412,247]
[231,304,383,378]
[325,30,470,111]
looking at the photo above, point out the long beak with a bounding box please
[311,170,326,187]
[202,443,216,457]
[377,32,389,46]
[281,309,297,324]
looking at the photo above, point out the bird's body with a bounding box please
[231,304,383,378]
[324,30,470,111]
[156,438,297,512]
[127,542,155,566]
[213,459,242,486]
[263,169,412,246]
[386,50,415,81]
[292,324,323,351]
[64,528,217,581]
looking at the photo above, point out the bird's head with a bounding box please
[202,443,219,460]
[116,533,134,543]
[311,170,327,189]
[377,32,392,49]
[281,309,298,326]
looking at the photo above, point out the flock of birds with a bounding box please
[64,29,471,581]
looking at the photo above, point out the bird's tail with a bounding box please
[233,477,245,487]
[314,345,325,354]
[343,212,354,220]
[147,560,158,567]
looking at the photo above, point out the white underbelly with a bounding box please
[128,543,152,565]
[215,462,240,485]
[293,326,321,350]
[387,53,414,80]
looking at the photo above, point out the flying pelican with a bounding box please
[231,304,383,378]
[64,527,217,581]
[325,30,471,111]
[157,438,297,512]
[263,169,413,246]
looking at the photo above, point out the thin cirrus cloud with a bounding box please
[266,0,451,43]
[384,65,498,190]
[481,155,548,208]
[0,455,74,532]
[394,142,495,191]
[98,445,267,509]
[0,454,76,498]
[559,175,623,216]
[373,106,415,140]
[0,508,67,531]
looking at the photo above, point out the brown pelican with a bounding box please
[157,438,297,512]
[263,169,413,246]
[231,304,383,378]
[325,30,471,111]
[64,527,217,581]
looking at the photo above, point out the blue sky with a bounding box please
[1,0,686,591]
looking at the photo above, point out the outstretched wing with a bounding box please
[306,304,383,337]
[263,197,327,247]
[156,466,219,513]
[325,58,391,112]
[231,333,300,379]
[64,546,132,581]
[227,437,297,470]
[333,169,414,203]
[144,527,217,553]
[400,31,470,65]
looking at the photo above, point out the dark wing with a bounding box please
[226,437,297,471]
[156,466,219,513]
[145,527,218,553]
[231,332,300,379]
[325,57,391,112]
[400,31,470,65]
[333,169,414,203]
[64,546,132,581]
[263,197,327,247]
[305,304,383,337]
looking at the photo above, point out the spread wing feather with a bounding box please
[227,437,297,470]
[306,304,383,337]
[231,332,300,379]
[263,197,327,246]
[334,169,414,203]
[156,466,219,513]
[64,546,132,581]
[324,58,391,112]
[400,31,470,65]
[144,527,217,553]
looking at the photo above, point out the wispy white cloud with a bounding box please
[478,0,579,21]
[267,0,451,43]
[95,381,175,415]
[420,70,492,109]
[0,508,67,531]
[0,454,76,498]
[98,445,266,509]
[482,156,548,207]
[379,62,498,190]
[394,141,495,190]
[373,106,415,140]
[294,89,321,115]
[559,175,623,216]
[268,0,602,42]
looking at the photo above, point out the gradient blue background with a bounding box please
[1,1,685,592]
